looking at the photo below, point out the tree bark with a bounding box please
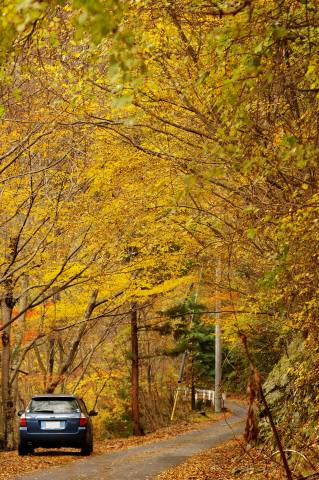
[131,302,143,436]
[1,279,16,450]
[47,335,55,386]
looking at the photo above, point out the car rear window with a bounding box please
[29,398,80,413]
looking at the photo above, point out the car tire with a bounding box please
[18,444,32,456]
[80,440,93,456]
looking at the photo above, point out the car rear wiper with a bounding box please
[33,409,55,413]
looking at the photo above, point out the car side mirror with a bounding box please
[88,410,98,417]
[17,411,24,417]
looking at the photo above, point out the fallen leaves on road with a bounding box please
[0,449,81,480]
[156,438,287,480]
[99,410,230,450]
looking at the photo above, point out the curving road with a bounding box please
[15,402,246,480]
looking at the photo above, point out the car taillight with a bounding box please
[79,413,88,426]
[19,415,27,427]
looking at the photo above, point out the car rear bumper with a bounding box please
[19,427,87,447]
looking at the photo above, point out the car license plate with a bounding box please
[41,421,63,430]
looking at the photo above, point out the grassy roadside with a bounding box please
[0,410,230,480]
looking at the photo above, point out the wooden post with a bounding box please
[170,351,187,421]
[215,258,222,413]
[191,352,196,410]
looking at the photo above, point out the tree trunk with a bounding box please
[47,297,57,386]
[1,279,16,450]
[131,303,143,436]
[240,333,293,480]
[47,335,55,386]
[46,290,98,393]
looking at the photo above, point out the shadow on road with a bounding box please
[31,450,82,457]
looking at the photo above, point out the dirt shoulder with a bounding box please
[0,410,231,480]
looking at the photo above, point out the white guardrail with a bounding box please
[179,388,226,406]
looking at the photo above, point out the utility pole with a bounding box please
[131,301,143,436]
[214,258,222,413]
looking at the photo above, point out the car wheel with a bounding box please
[80,440,93,456]
[18,444,32,456]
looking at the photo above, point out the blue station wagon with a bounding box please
[18,394,97,456]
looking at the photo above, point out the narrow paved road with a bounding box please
[16,402,246,480]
